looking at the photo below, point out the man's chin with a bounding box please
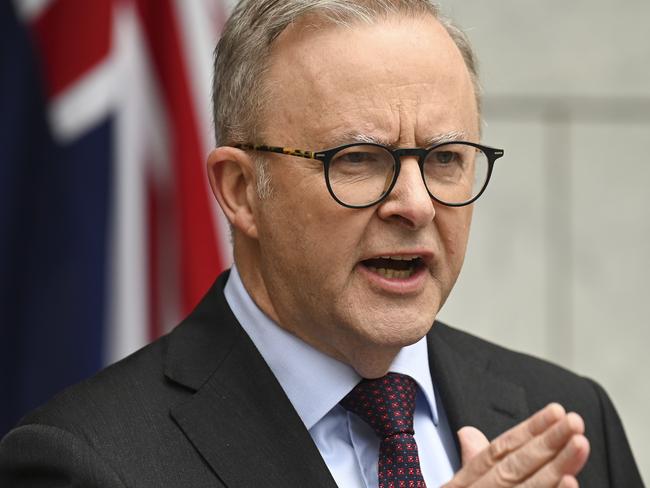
[343,324,430,378]
[357,314,435,349]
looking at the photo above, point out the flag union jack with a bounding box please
[1,0,232,434]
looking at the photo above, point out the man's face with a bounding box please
[246,14,478,374]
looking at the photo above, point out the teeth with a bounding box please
[367,267,415,279]
[380,255,419,261]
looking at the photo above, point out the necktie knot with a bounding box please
[340,373,418,440]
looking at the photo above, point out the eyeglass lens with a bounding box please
[327,143,488,207]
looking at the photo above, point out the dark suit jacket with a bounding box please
[0,272,643,487]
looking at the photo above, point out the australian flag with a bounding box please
[0,0,233,435]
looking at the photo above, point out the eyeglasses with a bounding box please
[235,142,504,208]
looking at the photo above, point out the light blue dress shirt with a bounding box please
[224,266,460,487]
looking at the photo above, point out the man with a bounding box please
[0,1,642,487]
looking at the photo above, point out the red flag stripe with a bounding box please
[135,0,222,315]
[30,0,113,98]
[146,171,162,340]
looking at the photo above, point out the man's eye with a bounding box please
[338,152,377,164]
[432,151,458,165]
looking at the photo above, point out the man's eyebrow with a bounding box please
[423,131,468,147]
[326,130,468,148]
[328,132,392,147]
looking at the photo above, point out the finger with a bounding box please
[557,475,579,488]
[448,403,566,486]
[473,412,585,487]
[521,434,590,488]
[458,426,490,464]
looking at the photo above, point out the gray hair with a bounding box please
[212,0,481,198]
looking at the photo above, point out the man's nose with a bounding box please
[376,157,435,229]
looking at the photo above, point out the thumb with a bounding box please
[457,426,489,465]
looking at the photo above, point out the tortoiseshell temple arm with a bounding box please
[234,144,319,160]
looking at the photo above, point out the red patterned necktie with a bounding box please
[341,373,427,488]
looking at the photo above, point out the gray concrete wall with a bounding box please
[437,0,650,480]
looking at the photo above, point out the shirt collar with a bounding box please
[224,265,439,429]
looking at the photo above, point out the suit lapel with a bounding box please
[427,323,530,448]
[163,274,528,485]
[165,273,337,488]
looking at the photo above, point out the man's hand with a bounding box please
[443,403,590,487]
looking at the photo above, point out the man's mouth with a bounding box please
[360,255,425,279]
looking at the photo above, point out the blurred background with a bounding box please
[438,0,650,479]
[1,0,647,480]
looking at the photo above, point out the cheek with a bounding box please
[300,209,370,272]
[437,207,473,268]
[279,178,371,261]
[259,189,369,282]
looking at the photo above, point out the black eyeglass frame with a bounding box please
[235,142,505,209]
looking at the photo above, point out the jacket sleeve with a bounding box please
[0,423,127,487]
[588,379,644,487]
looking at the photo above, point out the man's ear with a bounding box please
[207,146,259,239]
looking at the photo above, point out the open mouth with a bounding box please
[360,255,425,279]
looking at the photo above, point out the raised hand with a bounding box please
[443,403,590,488]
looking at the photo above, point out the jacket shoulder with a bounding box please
[433,321,590,400]
[17,271,234,433]
[432,322,644,487]
[18,334,178,433]
[2,331,219,487]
